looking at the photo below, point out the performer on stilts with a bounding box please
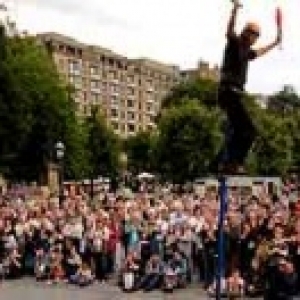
[215,0,282,174]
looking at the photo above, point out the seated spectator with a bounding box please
[34,248,49,281]
[136,254,164,292]
[65,244,82,279]
[47,246,64,284]
[264,255,298,300]
[245,259,264,297]
[171,251,188,288]
[226,269,245,299]
[4,247,22,279]
[162,250,187,292]
[69,262,94,287]
[163,264,177,292]
[119,251,141,291]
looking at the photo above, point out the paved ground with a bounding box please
[0,278,266,299]
[0,278,212,300]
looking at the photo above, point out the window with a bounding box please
[111,109,118,118]
[108,58,114,66]
[90,66,99,76]
[127,87,134,96]
[127,75,134,83]
[110,95,119,106]
[128,124,135,133]
[111,122,119,130]
[146,103,153,113]
[91,93,100,103]
[127,99,134,108]
[73,89,82,101]
[69,76,75,84]
[117,61,123,69]
[127,112,135,121]
[90,80,100,90]
[110,83,119,94]
[68,60,81,74]
[69,76,82,88]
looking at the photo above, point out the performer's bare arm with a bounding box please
[255,27,282,57]
[226,1,242,38]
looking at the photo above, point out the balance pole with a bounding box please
[216,175,228,300]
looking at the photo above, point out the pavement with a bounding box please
[0,278,212,300]
[0,278,266,300]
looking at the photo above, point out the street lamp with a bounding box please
[119,152,128,188]
[55,141,65,206]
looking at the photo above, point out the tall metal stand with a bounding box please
[216,176,228,300]
[215,117,231,299]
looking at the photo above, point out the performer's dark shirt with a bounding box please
[220,34,257,89]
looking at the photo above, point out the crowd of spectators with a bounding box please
[0,177,300,298]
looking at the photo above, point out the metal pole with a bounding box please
[216,176,228,300]
[90,176,94,202]
[58,159,64,207]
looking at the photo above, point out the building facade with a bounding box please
[38,32,181,136]
[181,60,220,82]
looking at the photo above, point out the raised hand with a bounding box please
[231,0,242,10]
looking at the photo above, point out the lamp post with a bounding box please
[119,152,128,188]
[55,141,65,206]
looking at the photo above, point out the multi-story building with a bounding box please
[38,32,181,136]
[181,60,220,82]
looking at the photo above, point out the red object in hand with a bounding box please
[276,7,283,29]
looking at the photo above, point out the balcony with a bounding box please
[69,66,82,76]
[147,86,154,93]
[90,87,101,94]
[146,98,154,103]
[110,78,119,85]
[127,82,136,88]
[90,73,101,80]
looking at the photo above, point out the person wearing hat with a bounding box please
[213,0,282,174]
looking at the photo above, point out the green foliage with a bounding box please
[86,108,120,179]
[162,78,218,110]
[247,114,293,175]
[125,131,156,175]
[155,100,222,183]
[268,85,300,115]
[0,25,88,181]
[284,111,300,171]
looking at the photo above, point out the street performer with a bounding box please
[215,0,282,174]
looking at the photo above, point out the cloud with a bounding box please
[18,0,135,30]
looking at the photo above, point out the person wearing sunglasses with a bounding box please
[214,1,282,175]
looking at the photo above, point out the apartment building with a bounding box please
[38,32,181,136]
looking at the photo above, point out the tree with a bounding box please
[155,100,222,183]
[0,24,88,181]
[161,78,218,110]
[125,131,156,175]
[268,85,300,115]
[283,111,300,172]
[247,114,293,175]
[85,108,120,180]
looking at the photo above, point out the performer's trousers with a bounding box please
[217,85,257,166]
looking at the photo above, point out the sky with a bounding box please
[1,0,299,94]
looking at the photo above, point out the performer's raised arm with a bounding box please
[226,1,242,38]
[254,10,282,57]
